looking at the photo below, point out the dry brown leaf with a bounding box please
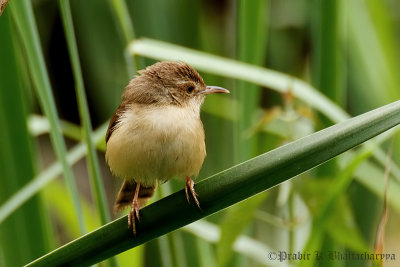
[374,143,393,266]
[0,0,9,16]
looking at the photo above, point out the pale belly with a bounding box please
[105,106,206,187]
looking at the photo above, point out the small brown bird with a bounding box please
[105,61,229,234]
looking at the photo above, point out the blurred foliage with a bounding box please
[1,0,400,266]
[0,13,52,266]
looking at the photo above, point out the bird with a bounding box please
[105,61,229,234]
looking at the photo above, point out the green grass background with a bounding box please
[1,0,400,266]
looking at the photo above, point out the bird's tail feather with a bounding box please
[114,179,156,213]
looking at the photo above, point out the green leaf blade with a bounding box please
[27,100,400,266]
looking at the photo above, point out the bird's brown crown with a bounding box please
[140,61,205,86]
[122,61,207,106]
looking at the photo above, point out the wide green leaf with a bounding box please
[27,100,400,266]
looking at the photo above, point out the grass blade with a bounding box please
[128,38,348,123]
[26,100,400,266]
[234,0,269,162]
[183,220,289,267]
[0,13,51,265]
[9,0,86,234]
[108,0,138,76]
[311,0,343,104]
[217,1,270,266]
[59,0,110,224]
[0,122,108,224]
[300,148,373,267]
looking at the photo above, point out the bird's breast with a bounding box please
[105,105,206,186]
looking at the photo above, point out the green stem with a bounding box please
[58,0,110,225]
[109,0,139,76]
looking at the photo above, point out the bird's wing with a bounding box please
[106,81,160,144]
[105,102,127,143]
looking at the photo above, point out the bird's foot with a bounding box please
[128,183,141,235]
[185,176,202,210]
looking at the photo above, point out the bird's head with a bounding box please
[124,61,229,109]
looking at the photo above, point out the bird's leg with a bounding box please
[128,182,141,235]
[185,176,201,210]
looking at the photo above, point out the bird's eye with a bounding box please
[187,85,195,93]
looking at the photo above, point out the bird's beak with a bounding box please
[200,86,230,95]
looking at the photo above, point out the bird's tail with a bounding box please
[114,179,156,213]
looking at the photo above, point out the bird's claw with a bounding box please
[185,176,201,211]
[128,198,140,235]
[128,183,141,235]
